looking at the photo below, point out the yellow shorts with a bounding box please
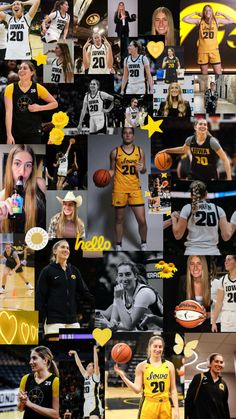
[138,397,171,419]
[197,50,221,65]
[112,190,144,207]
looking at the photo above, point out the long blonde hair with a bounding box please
[57,43,73,83]
[201,4,217,27]
[151,7,175,45]
[56,202,83,238]
[186,256,210,307]
[163,83,187,116]
[2,144,38,233]
[116,2,126,19]
[189,180,207,223]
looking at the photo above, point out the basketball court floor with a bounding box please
[0,266,34,311]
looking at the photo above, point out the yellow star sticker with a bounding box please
[166,210,171,216]
[141,116,163,137]
[145,191,151,197]
[33,52,47,66]
[161,172,168,178]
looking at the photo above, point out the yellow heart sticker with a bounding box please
[31,325,37,342]
[0,311,18,344]
[147,41,165,59]
[21,322,30,343]
[92,328,112,346]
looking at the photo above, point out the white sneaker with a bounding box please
[115,245,122,251]
[0,287,5,293]
[26,283,34,290]
[140,243,148,251]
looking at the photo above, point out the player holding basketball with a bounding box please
[212,255,236,332]
[56,139,72,189]
[121,40,153,95]
[69,346,103,419]
[83,33,113,74]
[114,335,179,419]
[171,180,231,255]
[18,346,59,418]
[182,5,233,74]
[41,0,70,43]
[160,119,231,180]
[0,0,40,60]
[109,127,147,251]
[78,79,114,134]
[185,353,230,419]
[125,98,142,128]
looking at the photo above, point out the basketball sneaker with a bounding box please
[115,244,123,251]
[26,283,34,290]
[140,243,148,251]
[0,287,5,293]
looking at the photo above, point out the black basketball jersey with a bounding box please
[165,57,178,83]
[4,249,18,269]
[188,135,218,180]
[12,82,42,137]
[23,373,56,419]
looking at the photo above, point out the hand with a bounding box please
[114,364,125,378]
[196,12,202,17]
[28,104,41,112]
[84,38,92,49]
[18,390,27,405]
[7,134,15,144]
[68,350,77,357]
[0,198,14,219]
[215,12,221,17]
[77,124,82,133]
[21,259,27,266]
[135,162,144,172]
[171,211,180,221]
[211,323,218,332]
[114,283,124,299]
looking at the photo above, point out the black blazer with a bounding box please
[114,11,136,36]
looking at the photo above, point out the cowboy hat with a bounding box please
[56,191,82,207]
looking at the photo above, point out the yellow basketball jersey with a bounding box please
[143,360,170,400]
[113,145,142,193]
[198,19,218,52]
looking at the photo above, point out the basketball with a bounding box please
[154,152,172,171]
[93,169,111,188]
[111,343,132,364]
[70,138,76,144]
[161,180,169,188]
[175,300,206,329]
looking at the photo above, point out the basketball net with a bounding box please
[209,116,220,131]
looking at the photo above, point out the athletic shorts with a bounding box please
[221,311,236,332]
[84,398,101,418]
[57,170,67,177]
[126,83,146,95]
[112,190,144,207]
[138,397,171,419]
[89,114,105,133]
[198,50,221,65]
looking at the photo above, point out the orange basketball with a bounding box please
[69,138,76,144]
[154,152,172,171]
[175,300,206,329]
[111,343,132,364]
[93,169,111,188]
[161,180,169,188]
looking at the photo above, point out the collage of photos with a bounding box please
[0,0,236,419]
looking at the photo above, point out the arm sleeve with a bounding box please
[143,56,149,66]
[217,206,226,218]
[180,204,191,220]
[185,136,192,146]
[4,84,14,98]
[230,211,236,225]
[210,137,221,152]
[75,267,95,305]
[35,266,50,323]
[52,376,59,397]
[36,83,51,100]
[185,374,201,416]
[223,384,230,419]
[48,12,57,21]
[46,57,54,65]
[12,251,18,259]
[19,374,29,392]
[133,288,156,309]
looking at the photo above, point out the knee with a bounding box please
[115,214,125,224]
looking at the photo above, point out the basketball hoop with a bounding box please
[209,116,220,131]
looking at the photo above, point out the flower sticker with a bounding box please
[155,260,178,279]
[159,267,174,278]
[52,111,69,129]
[48,128,65,145]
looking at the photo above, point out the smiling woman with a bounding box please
[18,346,59,419]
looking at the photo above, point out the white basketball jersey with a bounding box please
[87,91,104,116]
[127,106,139,121]
[221,274,236,312]
[47,58,64,83]
[5,13,32,59]
[58,154,68,172]
[84,374,100,400]
[45,11,70,42]
[125,54,148,85]
[180,200,225,255]
[88,44,109,74]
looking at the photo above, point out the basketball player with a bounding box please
[212,255,236,332]
[0,243,33,294]
[78,79,114,134]
[204,82,218,116]
[114,336,179,419]
[69,346,103,419]
[125,98,140,127]
[56,139,73,189]
[171,180,231,255]
[183,5,233,74]
[83,33,113,74]
[18,346,59,418]
[121,40,153,95]
[160,118,232,181]
[109,127,147,250]
[162,48,180,84]
[41,0,70,43]
[0,0,40,60]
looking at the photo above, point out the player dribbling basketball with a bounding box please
[114,336,179,419]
